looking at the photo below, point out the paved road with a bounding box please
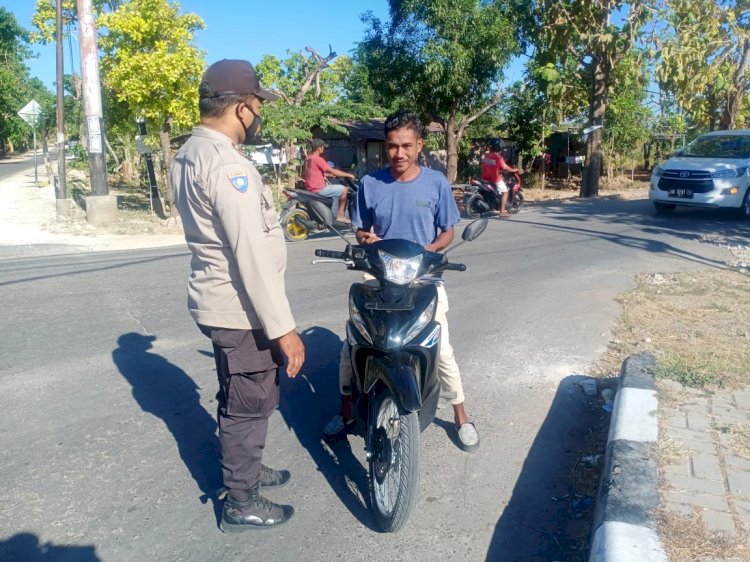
[0,196,744,561]
[0,149,59,182]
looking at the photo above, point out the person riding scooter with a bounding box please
[304,139,355,223]
[481,139,521,218]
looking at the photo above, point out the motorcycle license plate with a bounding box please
[668,188,693,199]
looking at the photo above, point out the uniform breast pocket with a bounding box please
[260,188,280,232]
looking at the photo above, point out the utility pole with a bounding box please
[77,0,116,224]
[55,0,68,217]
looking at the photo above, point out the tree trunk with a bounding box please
[160,117,178,217]
[581,55,608,198]
[720,38,750,130]
[445,112,459,184]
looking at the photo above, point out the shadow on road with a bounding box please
[112,332,221,516]
[0,532,99,561]
[279,325,376,530]
[524,197,749,268]
[486,375,607,562]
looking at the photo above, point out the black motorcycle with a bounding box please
[280,178,359,242]
[463,171,524,218]
[308,199,487,532]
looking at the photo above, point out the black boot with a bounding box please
[219,485,294,533]
[259,463,291,488]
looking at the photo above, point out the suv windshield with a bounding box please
[681,135,750,159]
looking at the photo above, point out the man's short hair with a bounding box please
[384,109,423,139]
[198,82,255,118]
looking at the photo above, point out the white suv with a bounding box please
[649,130,750,218]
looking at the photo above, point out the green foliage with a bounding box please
[256,49,381,148]
[602,53,652,172]
[0,7,55,153]
[98,0,205,132]
[358,0,527,181]
[653,0,750,129]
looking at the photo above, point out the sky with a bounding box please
[6,0,525,92]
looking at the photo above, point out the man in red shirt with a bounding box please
[304,139,355,223]
[481,139,520,218]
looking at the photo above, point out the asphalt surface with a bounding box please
[0,190,744,561]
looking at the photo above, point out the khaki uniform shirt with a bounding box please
[170,125,295,339]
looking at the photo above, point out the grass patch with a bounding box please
[656,508,749,562]
[654,353,725,390]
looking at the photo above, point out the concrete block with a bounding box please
[727,470,750,498]
[85,194,117,226]
[701,509,737,535]
[589,521,666,562]
[663,412,687,429]
[609,388,658,443]
[733,499,750,517]
[664,460,691,478]
[55,198,72,218]
[664,500,693,516]
[666,491,728,512]
[681,399,709,413]
[669,426,715,446]
[733,390,750,410]
[691,453,723,481]
[686,411,712,431]
[668,474,725,495]
[723,454,750,472]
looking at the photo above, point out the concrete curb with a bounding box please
[589,353,667,562]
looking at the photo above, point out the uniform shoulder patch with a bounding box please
[228,171,249,193]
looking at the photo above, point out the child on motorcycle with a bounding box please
[481,139,521,218]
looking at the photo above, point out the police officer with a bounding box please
[170,59,305,532]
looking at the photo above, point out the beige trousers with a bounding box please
[339,283,465,405]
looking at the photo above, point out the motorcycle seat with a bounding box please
[288,188,338,203]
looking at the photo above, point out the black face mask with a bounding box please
[242,113,262,145]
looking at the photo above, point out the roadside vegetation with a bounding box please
[0,0,745,213]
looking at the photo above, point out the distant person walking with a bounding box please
[170,59,304,532]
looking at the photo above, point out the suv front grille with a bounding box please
[661,169,712,180]
[658,177,715,193]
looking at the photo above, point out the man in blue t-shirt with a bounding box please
[323,110,479,452]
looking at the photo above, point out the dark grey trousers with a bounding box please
[199,325,282,494]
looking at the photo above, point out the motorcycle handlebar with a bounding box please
[443,263,466,272]
[314,249,347,260]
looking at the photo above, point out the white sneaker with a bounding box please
[456,422,480,452]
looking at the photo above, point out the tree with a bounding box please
[653,0,750,130]
[256,47,380,180]
[359,0,527,183]
[97,0,205,196]
[536,0,651,197]
[600,53,651,180]
[0,7,54,154]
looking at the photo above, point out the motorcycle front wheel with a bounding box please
[282,208,310,242]
[369,390,421,532]
[508,191,525,214]
[464,193,489,219]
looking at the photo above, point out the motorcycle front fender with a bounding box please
[364,355,422,413]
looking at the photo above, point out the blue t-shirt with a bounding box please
[353,167,460,247]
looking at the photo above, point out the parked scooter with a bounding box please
[280,178,359,242]
[308,199,488,532]
[463,172,524,218]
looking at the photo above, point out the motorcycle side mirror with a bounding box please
[444,218,488,254]
[461,218,488,241]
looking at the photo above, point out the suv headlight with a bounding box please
[403,296,437,345]
[379,251,423,285]
[652,165,665,177]
[711,167,747,179]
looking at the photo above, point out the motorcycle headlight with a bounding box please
[349,295,373,344]
[652,165,665,177]
[379,251,423,285]
[403,296,437,345]
[711,168,746,179]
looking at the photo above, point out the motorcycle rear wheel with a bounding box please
[508,191,525,214]
[369,390,420,533]
[464,193,488,219]
[282,208,310,242]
